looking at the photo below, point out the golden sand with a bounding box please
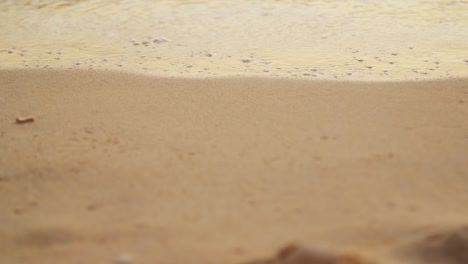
[1,1,468,263]
[0,70,467,263]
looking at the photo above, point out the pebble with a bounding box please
[153,36,169,44]
[114,254,132,264]
[274,244,371,264]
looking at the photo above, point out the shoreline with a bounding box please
[2,0,467,81]
[1,69,467,264]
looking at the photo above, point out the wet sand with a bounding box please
[1,0,467,80]
[1,70,467,264]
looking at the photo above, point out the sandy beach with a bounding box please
[1,70,467,264]
[1,0,468,263]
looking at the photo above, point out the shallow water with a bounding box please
[0,0,467,80]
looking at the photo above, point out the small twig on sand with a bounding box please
[15,116,35,124]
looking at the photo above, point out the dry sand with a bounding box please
[1,70,467,264]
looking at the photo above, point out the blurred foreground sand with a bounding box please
[0,70,467,263]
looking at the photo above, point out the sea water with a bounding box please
[0,0,467,80]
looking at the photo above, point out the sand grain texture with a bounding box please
[0,70,467,264]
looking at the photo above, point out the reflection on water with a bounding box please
[0,0,467,80]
